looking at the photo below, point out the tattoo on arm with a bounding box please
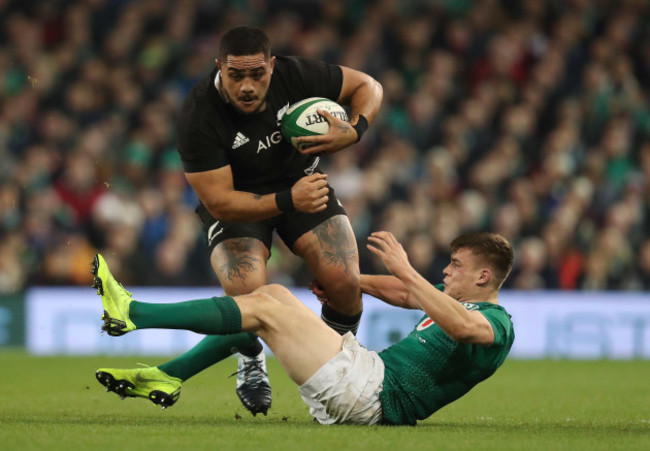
[253,194,262,200]
[336,124,352,134]
[312,216,358,273]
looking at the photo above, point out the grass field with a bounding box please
[0,352,648,450]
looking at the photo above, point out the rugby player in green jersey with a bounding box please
[92,230,514,425]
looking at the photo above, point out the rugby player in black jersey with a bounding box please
[165,26,381,416]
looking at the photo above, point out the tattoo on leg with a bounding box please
[218,238,263,282]
[312,217,358,273]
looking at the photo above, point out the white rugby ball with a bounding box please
[280,97,348,150]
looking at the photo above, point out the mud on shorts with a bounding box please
[195,185,347,254]
[298,332,385,425]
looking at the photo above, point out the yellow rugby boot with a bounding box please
[91,254,136,336]
[96,366,182,410]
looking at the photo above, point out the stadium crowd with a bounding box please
[0,0,649,293]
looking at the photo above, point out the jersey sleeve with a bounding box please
[480,308,514,347]
[281,56,343,102]
[177,113,229,173]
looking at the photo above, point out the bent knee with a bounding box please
[246,289,276,305]
[319,273,361,312]
[322,270,360,296]
[253,284,306,310]
[254,284,291,298]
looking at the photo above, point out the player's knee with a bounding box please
[244,291,277,310]
[245,290,289,325]
[321,271,361,309]
[328,270,360,293]
[255,283,291,300]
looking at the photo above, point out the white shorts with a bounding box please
[299,332,385,425]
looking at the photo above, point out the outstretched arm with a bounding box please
[367,231,495,345]
[296,66,383,155]
[359,275,421,309]
[311,274,421,310]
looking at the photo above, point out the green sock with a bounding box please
[129,296,242,335]
[159,332,258,381]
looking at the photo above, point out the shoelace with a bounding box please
[229,359,268,383]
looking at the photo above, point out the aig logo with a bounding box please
[257,131,282,153]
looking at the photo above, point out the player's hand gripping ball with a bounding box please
[280,97,348,150]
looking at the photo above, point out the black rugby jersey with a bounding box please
[177,56,343,195]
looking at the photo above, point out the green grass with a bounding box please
[0,352,648,450]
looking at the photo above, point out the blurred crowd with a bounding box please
[0,0,649,293]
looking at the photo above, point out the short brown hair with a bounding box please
[218,26,271,60]
[450,232,514,288]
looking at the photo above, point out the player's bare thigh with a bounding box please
[292,215,361,313]
[211,237,269,295]
[235,284,343,385]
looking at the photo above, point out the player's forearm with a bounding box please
[398,269,475,339]
[203,191,281,222]
[360,274,418,309]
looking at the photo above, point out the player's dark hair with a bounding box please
[450,232,514,289]
[219,26,271,60]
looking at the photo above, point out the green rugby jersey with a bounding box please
[378,286,514,426]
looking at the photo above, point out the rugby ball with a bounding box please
[280,97,348,150]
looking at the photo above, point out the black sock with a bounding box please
[238,338,264,357]
[321,304,362,335]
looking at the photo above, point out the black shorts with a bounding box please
[196,186,347,254]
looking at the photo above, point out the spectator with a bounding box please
[0,0,648,293]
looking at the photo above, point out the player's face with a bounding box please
[442,248,484,301]
[217,53,275,114]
